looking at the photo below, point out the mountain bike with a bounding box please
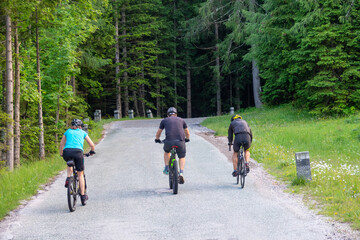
[158,140,181,194]
[66,152,93,212]
[229,142,247,188]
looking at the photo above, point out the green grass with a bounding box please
[0,118,115,220]
[202,104,360,229]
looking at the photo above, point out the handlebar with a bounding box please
[84,151,96,157]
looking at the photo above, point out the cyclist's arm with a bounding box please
[184,128,190,140]
[85,136,95,151]
[59,135,66,156]
[155,128,163,139]
[227,125,233,144]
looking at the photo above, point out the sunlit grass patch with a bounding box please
[201,104,360,229]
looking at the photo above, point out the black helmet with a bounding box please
[167,107,177,116]
[71,119,83,127]
[231,114,242,121]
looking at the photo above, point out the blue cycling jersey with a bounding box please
[63,128,88,151]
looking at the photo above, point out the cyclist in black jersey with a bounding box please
[155,107,190,184]
[228,114,252,177]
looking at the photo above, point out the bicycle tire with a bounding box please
[169,154,174,189]
[172,159,179,194]
[67,176,76,212]
[240,157,246,188]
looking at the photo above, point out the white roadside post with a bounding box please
[295,151,312,181]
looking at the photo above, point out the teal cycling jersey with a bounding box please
[63,128,88,151]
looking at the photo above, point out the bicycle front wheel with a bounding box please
[67,177,77,212]
[172,160,179,194]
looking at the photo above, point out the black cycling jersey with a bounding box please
[159,116,188,141]
[228,119,252,151]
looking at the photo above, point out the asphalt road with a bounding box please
[0,118,358,240]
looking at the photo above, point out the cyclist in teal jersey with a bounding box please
[59,119,95,205]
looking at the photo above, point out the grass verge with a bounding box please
[202,104,360,230]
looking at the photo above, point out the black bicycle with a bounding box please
[229,142,247,188]
[158,140,181,194]
[66,152,93,212]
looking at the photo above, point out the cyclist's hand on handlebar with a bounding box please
[185,138,190,143]
[89,150,96,156]
[228,142,232,146]
[155,139,161,143]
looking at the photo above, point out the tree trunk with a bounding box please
[173,0,177,108]
[252,60,262,108]
[114,0,122,118]
[36,7,45,159]
[122,6,129,116]
[250,0,263,108]
[236,85,240,110]
[140,62,146,117]
[71,76,75,95]
[5,15,14,171]
[214,21,221,116]
[186,58,192,118]
[229,76,233,108]
[14,22,21,168]
[133,90,139,117]
[55,95,60,145]
[156,57,161,117]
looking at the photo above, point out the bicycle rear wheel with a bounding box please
[169,166,173,189]
[172,159,179,194]
[240,158,246,188]
[67,176,77,212]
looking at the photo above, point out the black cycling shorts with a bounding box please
[233,133,251,152]
[163,140,186,158]
[62,148,84,171]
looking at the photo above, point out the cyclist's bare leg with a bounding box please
[179,158,185,171]
[245,150,250,163]
[164,152,170,166]
[78,171,85,195]
[67,167,73,178]
[232,151,238,170]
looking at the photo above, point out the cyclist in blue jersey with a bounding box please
[155,107,190,184]
[59,119,95,205]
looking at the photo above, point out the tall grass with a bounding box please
[0,118,114,220]
[202,104,360,229]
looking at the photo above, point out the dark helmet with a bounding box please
[167,107,177,116]
[71,119,83,127]
[231,114,242,122]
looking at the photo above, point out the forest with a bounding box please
[0,0,360,170]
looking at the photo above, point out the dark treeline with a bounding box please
[1,0,360,170]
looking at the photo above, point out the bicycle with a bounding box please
[66,152,93,212]
[229,142,247,188]
[158,140,181,194]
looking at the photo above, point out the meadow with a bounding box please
[201,105,360,229]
